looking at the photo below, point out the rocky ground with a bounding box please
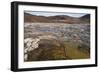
[24,23,90,62]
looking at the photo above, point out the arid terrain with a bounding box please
[24,12,90,62]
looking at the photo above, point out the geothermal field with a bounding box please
[24,23,90,61]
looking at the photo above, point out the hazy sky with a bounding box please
[25,11,87,18]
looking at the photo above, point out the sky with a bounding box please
[25,11,87,18]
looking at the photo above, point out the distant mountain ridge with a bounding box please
[24,13,90,24]
[80,14,90,23]
[81,14,90,19]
